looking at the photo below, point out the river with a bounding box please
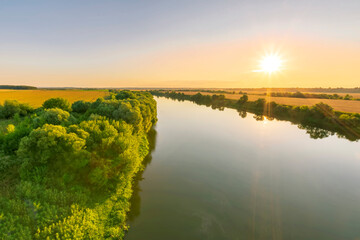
[126,97,360,240]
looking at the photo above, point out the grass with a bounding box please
[178,91,360,113]
[0,90,109,107]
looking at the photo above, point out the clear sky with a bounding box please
[1,0,359,88]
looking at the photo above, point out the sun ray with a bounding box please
[253,53,284,74]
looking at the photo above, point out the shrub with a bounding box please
[2,124,32,155]
[42,108,70,125]
[18,124,88,183]
[0,100,34,119]
[43,98,71,112]
[72,100,91,113]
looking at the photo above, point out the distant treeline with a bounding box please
[235,87,360,93]
[0,85,37,90]
[0,90,157,239]
[155,88,360,98]
[41,87,109,91]
[172,89,231,94]
[150,91,360,141]
[269,91,360,100]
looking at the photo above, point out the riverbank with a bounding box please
[175,91,360,113]
[125,96,360,240]
[149,90,360,141]
[0,90,157,239]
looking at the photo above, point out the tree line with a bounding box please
[150,90,360,141]
[0,85,37,90]
[268,91,360,101]
[0,90,157,239]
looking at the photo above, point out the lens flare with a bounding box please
[253,53,284,74]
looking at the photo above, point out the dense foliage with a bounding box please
[0,100,34,119]
[150,90,360,141]
[0,90,157,239]
[42,97,72,112]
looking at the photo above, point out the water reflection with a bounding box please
[238,110,247,118]
[153,92,359,142]
[126,97,360,240]
[253,114,265,121]
[250,112,336,139]
[128,127,157,221]
[238,108,358,141]
[298,124,335,139]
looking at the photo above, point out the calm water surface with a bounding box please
[126,97,360,240]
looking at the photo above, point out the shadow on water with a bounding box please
[248,112,336,139]
[127,127,157,221]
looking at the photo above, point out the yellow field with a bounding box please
[179,91,360,113]
[2,89,359,113]
[187,88,360,98]
[0,90,109,107]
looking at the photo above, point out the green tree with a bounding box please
[72,100,91,113]
[238,94,248,105]
[41,108,70,125]
[2,121,32,155]
[0,100,34,119]
[18,124,88,183]
[43,98,71,112]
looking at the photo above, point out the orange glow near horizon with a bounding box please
[1,37,360,88]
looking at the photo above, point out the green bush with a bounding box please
[2,123,32,155]
[42,108,70,125]
[0,100,34,119]
[42,98,71,112]
[72,100,91,113]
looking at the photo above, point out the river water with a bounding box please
[126,97,360,240]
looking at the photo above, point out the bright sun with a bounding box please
[256,54,283,74]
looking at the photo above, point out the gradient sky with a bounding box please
[1,0,359,88]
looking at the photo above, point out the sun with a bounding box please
[260,54,283,73]
[254,53,284,74]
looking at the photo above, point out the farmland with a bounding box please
[1,89,359,113]
[0,90,109,107]
[176,91,360,113]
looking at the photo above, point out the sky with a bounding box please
[1,0,359,88]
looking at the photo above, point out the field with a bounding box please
[0,90,109,107]
[177,91,360,113]
[1,89,360,113]
[176,88,360,98]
